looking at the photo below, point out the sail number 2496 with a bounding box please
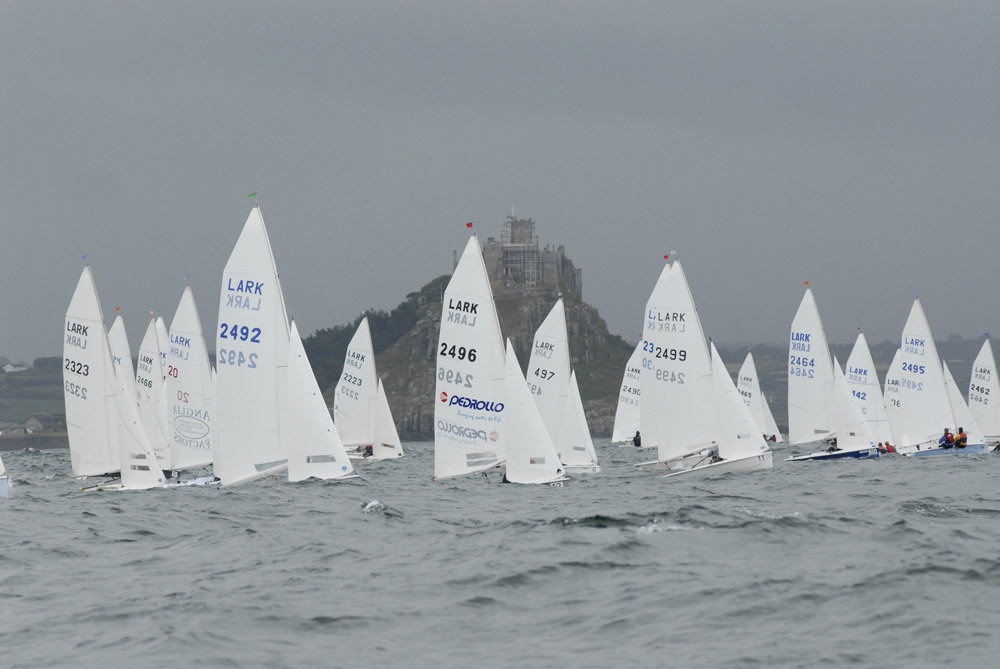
[439,342,477,362]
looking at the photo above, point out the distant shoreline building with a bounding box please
[455,215,582,298]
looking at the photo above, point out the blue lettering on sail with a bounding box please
[227,278,265,294]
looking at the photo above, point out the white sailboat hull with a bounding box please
[662,451,773,479]
[785,446,880,461]
[906,443,990,457]
[635,445,717,472]
[562,464,601,474]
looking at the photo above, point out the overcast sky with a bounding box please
[3,1,998,363]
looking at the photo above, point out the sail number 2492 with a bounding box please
[218,348,258,368]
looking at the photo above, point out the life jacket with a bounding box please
[955,430,968,447]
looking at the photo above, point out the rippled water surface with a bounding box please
[3,442,1000,668]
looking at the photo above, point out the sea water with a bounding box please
[2,443,1000,668]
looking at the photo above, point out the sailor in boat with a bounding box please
[954,427,967,449]
[938,428,955,449]
[825,437,841,453]
[363,444,374,458]
[632,430,642,447]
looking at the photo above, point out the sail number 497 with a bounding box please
[439,342,477,362]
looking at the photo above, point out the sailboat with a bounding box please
[0,453,9,498]
[611,342,643,445]
[213,206,291,486]
[968,338,1000,445]
[502,339,568,485]
[334,317,404,460]
[886,299,959,456]
[787,286,835,448]
[64,266,120,478]
[526,299,599,473]
[374,379,404,459]
[62,266,171,490]
[433,231,506,481]
[135,317,171,470]
[635,257,716,472]
[941,362,987,453]
[166,285,214,472]
[736,351,782,443]
[844,331,894,447]
[559,371,601,473]
[104,355,170,491]
[526,300,570,451]
[786,356,879,461]
[107,313,135,397]
[286,321,358,482]
[663,343,772,478]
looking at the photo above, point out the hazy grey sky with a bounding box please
[3,1,998,363]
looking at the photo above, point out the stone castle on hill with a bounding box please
[455,215,582,298]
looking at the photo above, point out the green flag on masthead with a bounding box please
[249,192,257,200]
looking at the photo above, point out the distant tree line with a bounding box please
[303,275,449,390]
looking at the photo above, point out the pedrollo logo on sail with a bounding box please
[439,392,504,413]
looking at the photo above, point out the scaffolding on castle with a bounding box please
[500,216,541,288]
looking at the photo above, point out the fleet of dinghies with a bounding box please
[45,207,997,495]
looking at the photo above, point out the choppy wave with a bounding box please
[2,443,1000,667]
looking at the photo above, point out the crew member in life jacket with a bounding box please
[954,427,968,449]
[825,437,840,453]
[938,428,955,449]
[632,430,641,447]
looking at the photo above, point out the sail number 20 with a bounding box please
[439,342,477,362]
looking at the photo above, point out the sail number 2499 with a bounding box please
[643,341,687,361]
[439,342,477,362]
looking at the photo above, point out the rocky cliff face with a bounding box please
[370,280,633,440]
